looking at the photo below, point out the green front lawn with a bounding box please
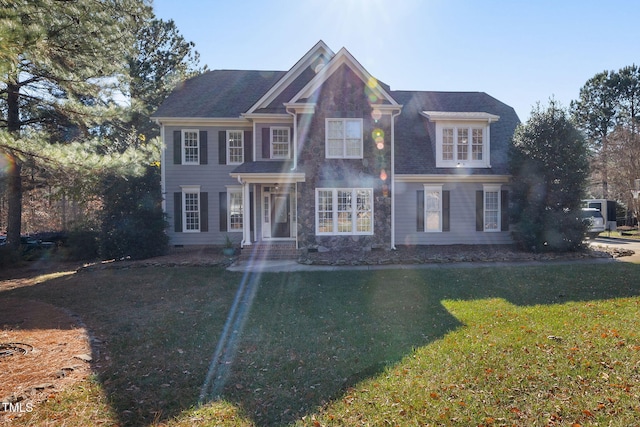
[3,262,640,426]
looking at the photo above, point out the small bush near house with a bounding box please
[99,165,168,260]
[63,227,99,261]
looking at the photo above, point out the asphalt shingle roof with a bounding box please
[153,70,286,118]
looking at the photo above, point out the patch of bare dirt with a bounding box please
[0,298,92,424]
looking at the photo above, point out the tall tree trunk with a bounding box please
[6,161,22,250]
[5,82,23,251]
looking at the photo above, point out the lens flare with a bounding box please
[372,128,385,149]
[0,153,14,177]
[371,109,382,121]
[380,169,387,181]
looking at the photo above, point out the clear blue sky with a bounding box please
[152,0,639,122]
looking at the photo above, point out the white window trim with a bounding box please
[423,184,443,233]
[315,188,373,236]
[226,130,244,165]
[435,122,490,168]
[270,127,291,159]
[181,129,200,165]
[181,185,201,233]
[483,184,501,233]
[227,185,243,233]
[325,118,364,159]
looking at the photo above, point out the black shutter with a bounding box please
[290,127,294,159]
[174,192,182,232]
[443,190,450,232]
[416,190,424,232]
[199,131,208,165]
[476,190,484,232]
[219,192,227,232]
[200,192,208,232]
[218,131,226,165]
[244,131,253,162]
[173,131,181,164]
[262,127,270,159]
[501,190,509,231]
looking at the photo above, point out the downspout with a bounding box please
[286,107,299,249]
[286,107,297,170]
[390,108,402,250]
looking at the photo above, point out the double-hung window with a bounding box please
[483,185,501,232]
[316,188,373,235]
[227,130,244,164]
[271,127,290,159]
[182,130,199,164]
[326,119,363,158]
[423,185,443,232]
[440,125,485,165]
[424,112,498,168]
[227,188,243,231]
[182,186,200,232]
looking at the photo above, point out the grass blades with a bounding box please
[2,262,639,426]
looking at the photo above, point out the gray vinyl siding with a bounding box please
[163,125,247,246]
[394,180,512,246]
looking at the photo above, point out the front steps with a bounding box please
[238,242,299,261]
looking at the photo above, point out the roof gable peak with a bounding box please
[246,40,335,114]
[290,46,399,107]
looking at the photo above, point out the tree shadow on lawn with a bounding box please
[2,262,640,426]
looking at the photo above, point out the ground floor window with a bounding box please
[316,188,373,235]
[182,186,201,232]
[483,184,501,232]
[228,188,243,231]
[423,185,443,232]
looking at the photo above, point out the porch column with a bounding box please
[242,180,252,247]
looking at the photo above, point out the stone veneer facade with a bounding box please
[295,64,393,252]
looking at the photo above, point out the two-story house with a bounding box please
[153,41,520,257]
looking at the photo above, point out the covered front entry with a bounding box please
[230,161,305,247]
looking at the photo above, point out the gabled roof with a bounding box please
[153,69,285,118]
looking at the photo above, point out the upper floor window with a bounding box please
[271,127,290,159]
[182,130,199,164]
[439,124,486,167]
[326,118,363,159]
[227,130,244,164]
[422,111,499,168]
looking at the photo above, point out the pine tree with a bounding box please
[0,0,149,249]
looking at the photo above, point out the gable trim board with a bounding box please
[154,41,519,249]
